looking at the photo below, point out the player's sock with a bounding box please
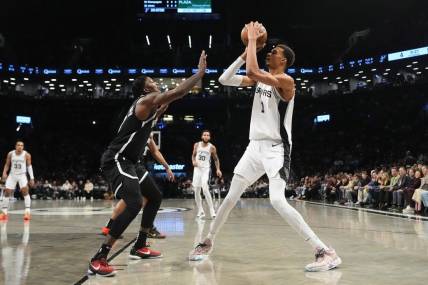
[92,244,112,261]
[194,187,203,214]
[206,174,248,240]
[1,197,9,215]
[269,175,328,250]
[24,195,31,214]
[106,218,114,229]
[134,230,148,249]
[202,184,215,216]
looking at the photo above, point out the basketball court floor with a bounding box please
[1,198,428,285]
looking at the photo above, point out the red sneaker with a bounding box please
[101,227,110,236]
[0,213,8,221]
[88,258,116,276]
[129,247,162,259]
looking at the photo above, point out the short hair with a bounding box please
[132,75,148,97]
[16,140,24,145]
[201,130,211,135]
[277,44,295,68]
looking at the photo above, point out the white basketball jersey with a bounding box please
[249,82,294,146]
[10,150,27,175]
[195,142,212,168]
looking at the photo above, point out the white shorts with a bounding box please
[234,140,290,185]
[5,174,28,190]
[192,167,210,188]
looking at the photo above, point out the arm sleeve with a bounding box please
[27,165,34,179]
[218,57,245,86]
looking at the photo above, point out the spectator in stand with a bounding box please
[306,176,322,201]
[362,170,380,208]
[376,171,390,209]
[389,167,411,212]
[325,176,338,203]
[412,165,428,213]
[42,180,53,199]
[84,179,94,201]
[71,180,78,199]
[339,175,351,205]
[379,167,399,210]
[344,174,360,205]
[356,171,370,205]
[402,169,422,214]
[61,180,73,199]
[76,180,86,200]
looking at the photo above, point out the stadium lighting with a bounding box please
[44,80,50,83]
[344,79,349,82]
[78,84,84,87]
[3,80,9,83]
[323,77,328,80]
[83,80,88,83]
[362,76,367,79]
[59,84,64,87]
[167,35,172,49]
[24,77,29,81]
[72,78,77,82]
[51,79,57,82]
[385,68,391,71]
[359,71,364,73]
[406,65,412,68]
[416,71,422,74]
[129,78,134,81]
[209,35,212,49]
[412,61,418,64]
[371,68,376,71]
[383,73,389,76]
[413,67,419,70]
[103,80,109,83]
[145,35,150,46]
[296,78,301,81]
[105,87,110,90]
[10,77,15,81]
[61,89,66,92]
[111,78,117,81]
[355,74,360,77]
[336,77,341,80]
[188,35,192,48]
[10,82,16,85]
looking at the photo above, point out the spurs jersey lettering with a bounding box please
[102,97,158,165]
[249,82,294,147]
[10,151,27,175]
[195,142,212,168]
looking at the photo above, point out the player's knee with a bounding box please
[127,198,143,217]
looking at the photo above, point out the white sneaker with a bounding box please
[305,247,342,272]
[197,212,205,219]
[189,238,213,261]
[402,207,415,214]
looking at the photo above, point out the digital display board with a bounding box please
[143,0,211,13]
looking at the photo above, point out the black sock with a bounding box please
[106,219,114,229]
[134,231,148,249]
[92,244,112,261]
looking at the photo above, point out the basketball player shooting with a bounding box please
[189,22,341,272]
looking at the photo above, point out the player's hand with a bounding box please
[192,161,198,167]
[166,168,175,182]
[246,21,265,41]
[216,169,222,178]
[197,50,207,74]
[29,179,35,188]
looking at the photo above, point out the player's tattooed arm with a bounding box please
[2,153,11,181]
[212,146,222,178]
[192,143,198,168]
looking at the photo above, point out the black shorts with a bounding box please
[102,158,161,202]
[102,157,142,203]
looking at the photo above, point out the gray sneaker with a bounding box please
[189,238,213,261]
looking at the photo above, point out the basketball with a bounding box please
[241,24,268,48]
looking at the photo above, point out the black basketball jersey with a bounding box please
[102,97,158,165]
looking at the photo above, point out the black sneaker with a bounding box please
[148,227,166,239]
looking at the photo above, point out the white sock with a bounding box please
[1,197,9,215]
[194,187,204,214]
[202,184,215,216]
[24,195,31,214]
[206,174,248,241]
[23,222,30,245]
[269,174,328,250]
[1,222,6,244]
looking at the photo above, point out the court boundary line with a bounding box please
[301,200,428,221]
[73,237,136,285]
